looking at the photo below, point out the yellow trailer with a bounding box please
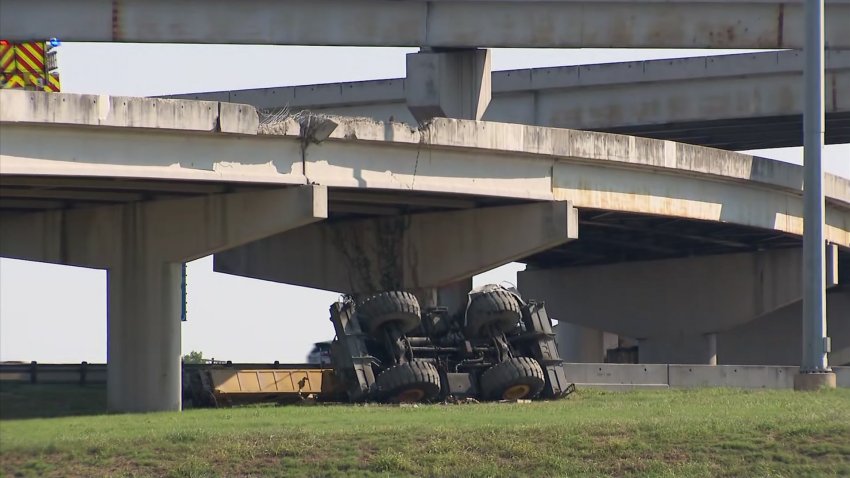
[187,366,346,407]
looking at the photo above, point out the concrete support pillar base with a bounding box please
[793,372,837,390]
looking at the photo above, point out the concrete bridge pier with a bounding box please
[0,185,328,412]
[405,48,492,124]
[553,323,602,363]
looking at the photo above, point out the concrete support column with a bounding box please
[554,322,606,363]
[406,48,492,123]
[638,333,717,365]
[107,262,183,412]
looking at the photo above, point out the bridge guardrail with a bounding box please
[0,361,325,385]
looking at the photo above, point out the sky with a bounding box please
[0,44,847,363]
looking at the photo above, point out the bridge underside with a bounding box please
[2,174,849,407]
[601,112,850,151]
[3,174,847,275]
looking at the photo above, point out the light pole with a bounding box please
[796,0,836,390]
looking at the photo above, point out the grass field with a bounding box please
[1,385,849,477]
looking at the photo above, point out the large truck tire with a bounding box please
[374,360,441,403]
[480,357,545,401]
[465,289,521,337]
[357,291,421,335]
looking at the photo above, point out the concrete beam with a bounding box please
[0,187,327,268]
[518,247,838,340]
[175,50,850,150]
[215,201,577,294]
[3,1,850,49]
[406,48,491,123]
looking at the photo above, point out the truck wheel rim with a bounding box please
[395,388,426,403]
[502,384,531,400]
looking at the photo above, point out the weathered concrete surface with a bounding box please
[793,373,837,390]
[718,286,850,366]
[175,50,850,150]
[406,49,491,123]
[215,201,576,294]
[564,363,850,389]
[552,323,609,363]
[4,0,850,49]
[3,91,849,246]
[669,364,797,389]
[640,334,718,365]
[519,248,839,340]
[562,363,669,386]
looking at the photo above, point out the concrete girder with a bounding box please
[517,247,839,341]
[215,201,577,294]
[0,186,328,412]
[3,1,850,49]
[406,49,492,124]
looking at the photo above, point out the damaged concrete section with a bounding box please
[215,201,577,294]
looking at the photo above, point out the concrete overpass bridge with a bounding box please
[1,90,849,411]
[176,50,850,151]
[4,0,850,49]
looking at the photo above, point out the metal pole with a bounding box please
[802,0,828,373]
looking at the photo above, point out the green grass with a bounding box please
[0,382,107,420]
[1,386,849,477]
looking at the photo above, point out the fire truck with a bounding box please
[1,38,60,92]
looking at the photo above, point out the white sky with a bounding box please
[0,45,847,363]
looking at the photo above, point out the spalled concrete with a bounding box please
[4,91,847,248]
[215,201,577,294]
[174,50,850,150]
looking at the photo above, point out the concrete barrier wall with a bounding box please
[564,363,850,389]
[668,365,796,389]
[4,363,847,389]
[563,363,668,385]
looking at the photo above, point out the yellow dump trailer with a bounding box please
[187,366,345,407]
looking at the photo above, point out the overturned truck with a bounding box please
[187,285,570,406]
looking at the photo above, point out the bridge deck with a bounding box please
[2,90,848,268]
